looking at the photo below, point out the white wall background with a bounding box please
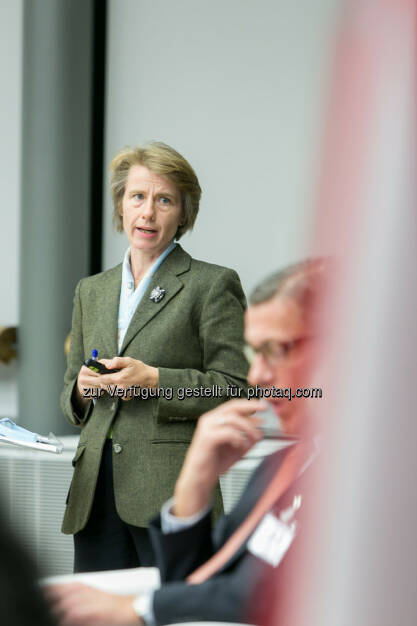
[0,0,23,417]
[103,0,341,294]
[0,0,341,418]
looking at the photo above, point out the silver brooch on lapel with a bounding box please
[150,286,165,303]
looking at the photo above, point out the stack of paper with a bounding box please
[42,567,160,595]
[0,418,63,454]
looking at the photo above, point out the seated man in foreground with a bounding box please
[47,258,325,625]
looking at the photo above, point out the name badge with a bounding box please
[247,513,296,567]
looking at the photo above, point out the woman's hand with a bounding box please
[173,399,266,517]
[98,357,159,398]
[73,366,102,411]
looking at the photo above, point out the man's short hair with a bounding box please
[250,258,329,314]
[109,142,202,240]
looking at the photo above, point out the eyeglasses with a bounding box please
[244,337,315,368]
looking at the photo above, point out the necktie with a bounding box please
[187,442,309,584]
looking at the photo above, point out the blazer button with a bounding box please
[111,402,117,411]
[113,443,122,454]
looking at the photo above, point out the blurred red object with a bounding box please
[258,1,417,624]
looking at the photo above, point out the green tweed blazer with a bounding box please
[61,245,248,534]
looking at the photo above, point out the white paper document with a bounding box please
[0,418,63,453]
[42,567,161,596]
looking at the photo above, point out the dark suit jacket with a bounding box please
[149,446,311,625]
[61,245,248,534]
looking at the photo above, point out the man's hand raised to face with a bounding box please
[173,399,266,518]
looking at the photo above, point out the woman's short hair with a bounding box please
[109,142,202,239]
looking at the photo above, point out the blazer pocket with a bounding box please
[150,439,191,445]
[71,444,86,467]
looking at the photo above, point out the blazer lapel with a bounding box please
[96,264,122,357]
[120,245,191,354]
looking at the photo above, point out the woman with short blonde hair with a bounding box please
[61,141,248,573]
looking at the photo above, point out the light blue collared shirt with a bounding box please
[117,241,177,353]
[160,496,213,533]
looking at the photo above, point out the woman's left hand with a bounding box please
[98,357,159,398]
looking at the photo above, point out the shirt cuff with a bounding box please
[133,591,155,626]
[160,497,213,534]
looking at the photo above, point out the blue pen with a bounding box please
[85,350,119,374]
[84,349,102,373]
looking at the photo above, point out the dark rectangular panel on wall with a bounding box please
[89,0,108,275]
[19,0,95,434]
